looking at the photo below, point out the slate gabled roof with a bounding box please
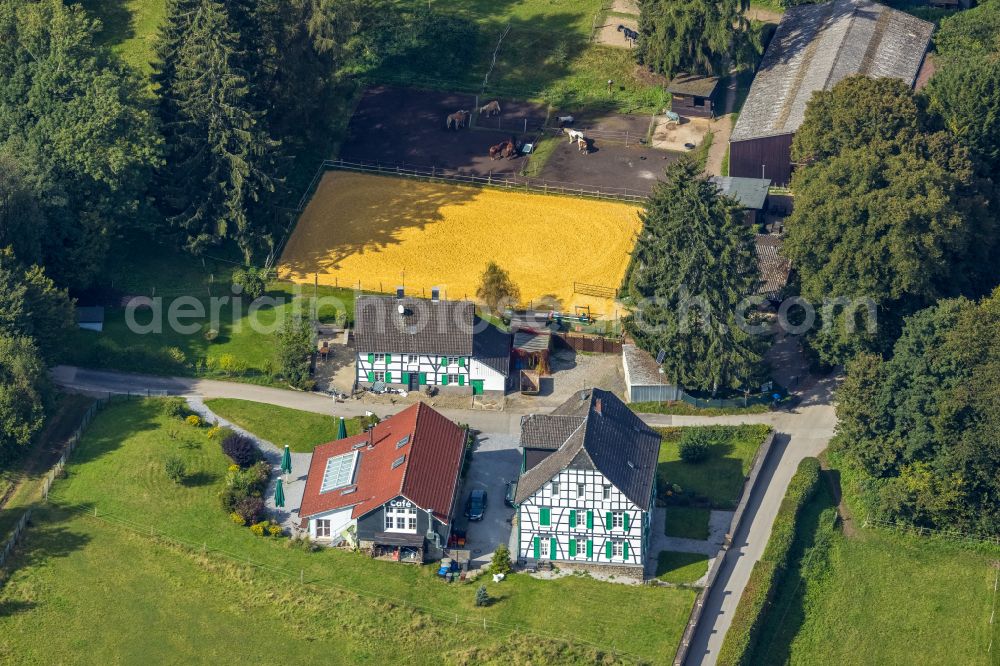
[299,403,466,523]
[514,389,662,507]
[731,0,933,143]
[472,320,513,376]
[354,296,474,355]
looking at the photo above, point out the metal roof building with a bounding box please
[729,0,933,185]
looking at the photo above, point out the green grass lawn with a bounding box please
[205,399,365,452]
[751,482,1000,665]
[0,399,695,663]
[655,551,709,585]
[664,506,711,540]
[657,425,770,509]
[0,394,96,540]
[80,0,166,74]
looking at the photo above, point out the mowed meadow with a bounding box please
[278,172,642,316]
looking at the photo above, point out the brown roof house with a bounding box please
[299,403,467,562]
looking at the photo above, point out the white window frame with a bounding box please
[612,512,624,530]
[577,483,586,498]
[602,485,612,500]
[373,353,386,363]
[315,519,331,539]
[447,374,460,384]
[611,540,624,559]
[551,481,560,496]
[384,506,418,533]
[373,371,386,382]
[539,538,550,558]
[575,511,586,528]
[448,356,460,366]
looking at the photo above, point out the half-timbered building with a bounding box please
[298,403,467,562]
[354,293,512,395]
[514,389,662,575]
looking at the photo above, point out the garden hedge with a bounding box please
[716,457,822,666]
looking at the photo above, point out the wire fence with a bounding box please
[46,505,647,664]
[862,516,1000,547]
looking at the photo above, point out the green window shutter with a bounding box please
[402,372,410,385]
[586,539,593,558]
[367,353,374,363]
[420,372,427,385]
[624,512,630,531]
[458,375,465,387]
[440,357,447,368]
[606,512,613,530]
[550,538,557,560]
[367,371,375,382]
[459,357,466,367]
[586,510,593,529]
[605,541,613,560]
[533,537,540,559]
[623,541,629,559]
[387,372,393,383]
[539,507,550,526]
[569,509,576,527]
[569,538,577,557]
[385,354,391,363]
[442,374,449,386]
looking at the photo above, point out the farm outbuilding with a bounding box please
[75,306,105,332]
[667,74,720,118]
[729,0,934,186]
[710,176,771,226]
[622,344,681,404]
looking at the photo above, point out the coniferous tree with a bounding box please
[623,157,766,394]
[637,0,754,77]
[157,0,280,263]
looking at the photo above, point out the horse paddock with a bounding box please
[277,171,641,317]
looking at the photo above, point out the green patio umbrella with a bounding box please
[274,477,285,508]
[336,416,347,440]
[280,445,292,476]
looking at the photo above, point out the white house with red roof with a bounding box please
[298,403,467,562]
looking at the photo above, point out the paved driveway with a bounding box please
[459,433,520,566]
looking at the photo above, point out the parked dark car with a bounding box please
[465,489,487,521]
[504,481,517,508]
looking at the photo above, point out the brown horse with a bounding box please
[446,110,470,130]
[479,100,501,117]
[489,137,518,160]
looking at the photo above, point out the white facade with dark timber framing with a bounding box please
[354,293,512,394]
[514,389,662,572]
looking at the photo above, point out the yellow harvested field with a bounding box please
[278,171,641,315]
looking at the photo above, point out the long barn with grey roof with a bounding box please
[729,0,933,185]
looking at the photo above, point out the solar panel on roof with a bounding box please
[320,451,357,492]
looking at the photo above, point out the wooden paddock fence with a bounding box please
[553,332,623,354]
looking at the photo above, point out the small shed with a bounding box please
[667,74,720,118]
[622,344,681,404]
[513,328,552,374]
[710,176,771,226]
[75,306,105,332]
[755,234,792,304]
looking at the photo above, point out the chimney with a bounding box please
[594,398,602,415]
[431,287,440,303]
[395,287,405,300]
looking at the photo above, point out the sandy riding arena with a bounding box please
[278,171,641,316]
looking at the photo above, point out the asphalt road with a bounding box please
[51,363,838,665]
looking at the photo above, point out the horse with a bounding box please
[446,110,470,130]
[617,25,639,43]
[479,100,501,117]
[489,137,517,160]
[563,127,585,143]
[577,136,590,154]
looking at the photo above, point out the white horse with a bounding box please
[563,127,585,143]
[479,100,501,116]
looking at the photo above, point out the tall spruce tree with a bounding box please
[157,0,280,263]
[623,158,766,394]
[637,0,754,77]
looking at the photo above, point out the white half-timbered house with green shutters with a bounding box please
[353,294,512,394]
[514,389,662,574]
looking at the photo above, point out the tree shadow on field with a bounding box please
[78,0,134,49]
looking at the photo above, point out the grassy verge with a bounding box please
[632,401,771,416]
[692,130,715,171]
[657,425,771,508]
[204,399,366,452]
[655,551,710,585]
[716,457,821,666]
[0,394,96,539]
[664,506,711,540]
[520,135,562,177]
[0,399,696,662]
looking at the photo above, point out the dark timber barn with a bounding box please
[729,0,933,186]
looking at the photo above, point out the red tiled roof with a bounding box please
[298,403,466,524]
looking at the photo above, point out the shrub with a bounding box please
[206,425,231,441]
[679,429,714,463]
[490,544,512,575]
[250,521,267,537]
[221,432,262,468]
[234,496,265,525]
[717,457,821,666]
[165,346,187,366]
[217,353,247,376]
[267,522,283,537]
[232,266,272,300]
[475,585,490,607]
[161,398,188,419]
[230,512,246,526]
[164,456,185,483]
[203,327,219,342]
[185,414,202,428]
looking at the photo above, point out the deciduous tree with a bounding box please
[476,262,521,315]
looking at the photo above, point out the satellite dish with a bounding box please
[397,304,405,315]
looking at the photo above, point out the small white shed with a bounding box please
[622,344,681,403]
